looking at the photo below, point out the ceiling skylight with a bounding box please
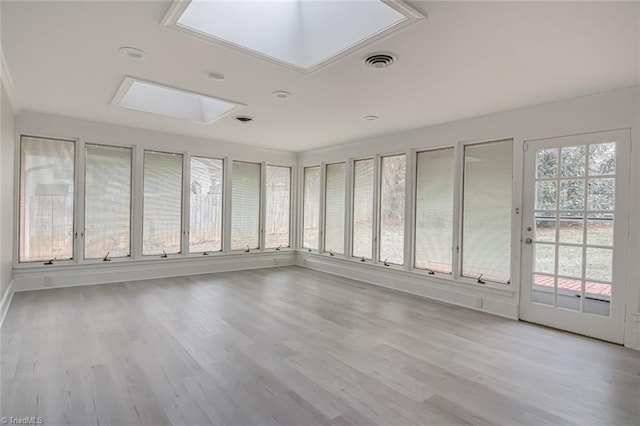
[163,0,425,74]
[112,77,245,124]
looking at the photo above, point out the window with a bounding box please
[324,163,346,254]
[19,136,75,262]
[265,165,291,248]
[379,154,406,265]
[231,161,260,250]
[303,166,321,250]
[462,140,513,283]
[143,151,183,255]
[85,144,132,259]
[189,156,223,253]
[415,148,454,273]
[352,159,374,259]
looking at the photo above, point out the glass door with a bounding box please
[520,130,630,343]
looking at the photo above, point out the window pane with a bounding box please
[143,151,183,255]
[189,156,223,253]
[462,140,513,283]
[85,145,131,259]
[415,148,454,273]
[325,163,345,254]
[19,136,75,262]
[352,159,374,259]
[303,166,320,250]
[231,162,260,250]
[265,165,290,248]
[379,154,406,265]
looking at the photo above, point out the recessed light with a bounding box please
[119,46,146,60]
[234,115,253,123]
[208,72,225,81]
[363,115,379,121]
[272,91,291,100]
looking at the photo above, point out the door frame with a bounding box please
[519,129,631,344]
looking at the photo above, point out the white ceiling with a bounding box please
[2,1,638,152]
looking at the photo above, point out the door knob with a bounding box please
[524,237,533,245]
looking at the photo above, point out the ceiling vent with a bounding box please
[364,53,397,69]
[234,115,253,123]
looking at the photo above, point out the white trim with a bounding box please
[12,251,295,292]
[297,252,518,319]
[0,50,19,112]
[161,0,426,76]
[0,280,15,328]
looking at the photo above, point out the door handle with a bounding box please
[524,237,533,245]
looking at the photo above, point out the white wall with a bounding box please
[1,78,16,320]
[297,86,640,348]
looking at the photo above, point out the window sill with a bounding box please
[297,250,516,296]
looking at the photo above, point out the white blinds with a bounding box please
[352,159,374,259]
[85,145,131,259]
[415,148,454,273]
[189,156,223,253]
[19,136,75,262]
[303,166,320,250]
[462,140,513,283]
[379,154,406,265]
[324,162,345,254]
[143,151,183,255]
[231,161,260,250]
[265,166,291,248]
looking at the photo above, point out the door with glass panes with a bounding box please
[520,130,630,343]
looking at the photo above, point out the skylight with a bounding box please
[112,77,245,124]
[163,0,425,74]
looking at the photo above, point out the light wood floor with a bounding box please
[2,266,639,425]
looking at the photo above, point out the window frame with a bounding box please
[377,152,408,267]
[323,161,347,255]
[265,164,293,249]
[230,160,262,251]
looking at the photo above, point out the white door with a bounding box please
[520,130,630,343]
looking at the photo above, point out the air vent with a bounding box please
[234,115,253,123]
[364,53,396,69]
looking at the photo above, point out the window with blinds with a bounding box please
[324,162,345,254]
[142,151,183,255]
[379,154,406,265]
[231,161,260,250]
[303,166,321,250]
[352,158,374,259]
[84,144,132,259]
[462,139,513,283]
[415,148,454,273]
[265,165,291,248]
[189,156,223,253]
[19,136,75,262]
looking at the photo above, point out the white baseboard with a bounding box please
[12,251,296,292]
[297,252,518,319]
[0,280,15,328]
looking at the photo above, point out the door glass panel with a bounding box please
[537,148,558,178]
[587,178,615,211]
[560,145,585,177]
[558,213,584,244]
[535,181,556,210]
[587,214,614,246]
[560,180,584,210]
[534,213,556,242]
[586,248,612,282]
[584,282,611,316]
[534,244,555,274]
[532,274,554,306]
[557,278,581,311]
[558,245,582,278]
[588,143,615,176]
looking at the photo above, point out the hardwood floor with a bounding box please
[2,266,639,425]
